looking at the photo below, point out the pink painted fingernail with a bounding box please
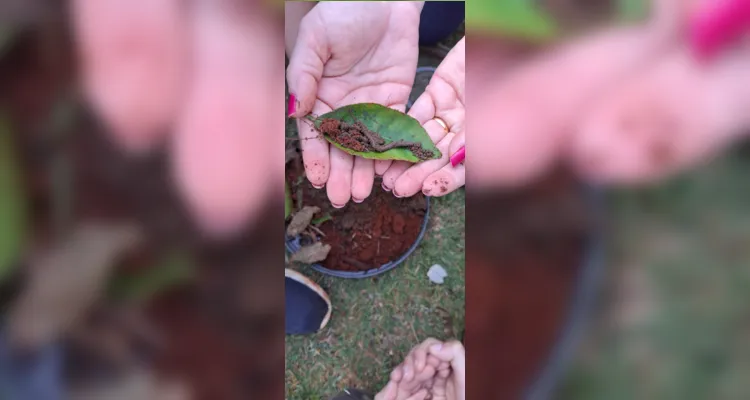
[288,93,297,117]
[689,0,750,61]
[450,146,465,167]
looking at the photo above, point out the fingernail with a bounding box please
[288,93,297,117]
[393,189,402,198]
[331,202,346,209]
[311,182,324,189]
[352,196,364,203]
[689,0,750,61]
[422,188,432,196]
[381,181,391,192]
[404,365,412,377]
[430,344,442,352]
[450,146,465,167]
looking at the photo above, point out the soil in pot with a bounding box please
[466,169,592,400]
[286,154,427,272]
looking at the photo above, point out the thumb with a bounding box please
[429,341,465,393]
[286,16,325,117]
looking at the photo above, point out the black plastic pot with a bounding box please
[525,187,605,400]
[285,196,430,279]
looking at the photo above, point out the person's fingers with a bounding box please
[374,380,399,400]
[382,118,450,191]
[390,365,403,383]
[447,132,465,162]
[569,44,750,184]
[71,0,186,152]
[375,159,392,176]
[393,133,455,197]
[404,389,429,400]
[412,338,442,372]
[428,341,465,398]
[426,354,442,369]
[172,1,278,235]
[401,362,415,383]
[298,103,331,188]
[430,369,451,400]
[414,365,436,384]
[326,146,354,207]
[422,162,465,197]
[286,11,325,117]
[351,157,375,203]
[470,26,675,188]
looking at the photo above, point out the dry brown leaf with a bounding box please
[286,206,320,237]
[289,242,331,264]
[7,222,142,349]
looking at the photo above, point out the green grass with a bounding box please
[561,149,750,399]
[285,189,465,399]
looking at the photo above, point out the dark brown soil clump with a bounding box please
[287,157,426,272]
[466,170,592,399]
[318,118,434,161]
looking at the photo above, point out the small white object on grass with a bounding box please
[428,264,447,284]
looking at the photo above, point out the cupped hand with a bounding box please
[375,338,447,400]
[375,338,464,400]
[286,1,422,207]
[380,37,465,198]
[426,341,465,400]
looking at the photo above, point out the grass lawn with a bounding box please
[562,148,750,399]
[285,189,465,399]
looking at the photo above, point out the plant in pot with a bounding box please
[284,103,435,279]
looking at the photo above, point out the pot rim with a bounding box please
[525,185,606,400]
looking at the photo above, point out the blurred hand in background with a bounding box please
[469,0,750,189]
[71,0,283,236]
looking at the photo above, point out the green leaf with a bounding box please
[466,1,559,42]
[0,113,27,282]
[311,214,332,226]
[109,251,196,303]
[285,180,293,219]
[617,0,649,22]
[313,103,442,163]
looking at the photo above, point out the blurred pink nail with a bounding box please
[690,0,750,61]
[450,146,465,167]
[288,93,297,117]
[331,202,346,209]
[352,197,364,203]
[381,181,391,192]
[311,182,324,189]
